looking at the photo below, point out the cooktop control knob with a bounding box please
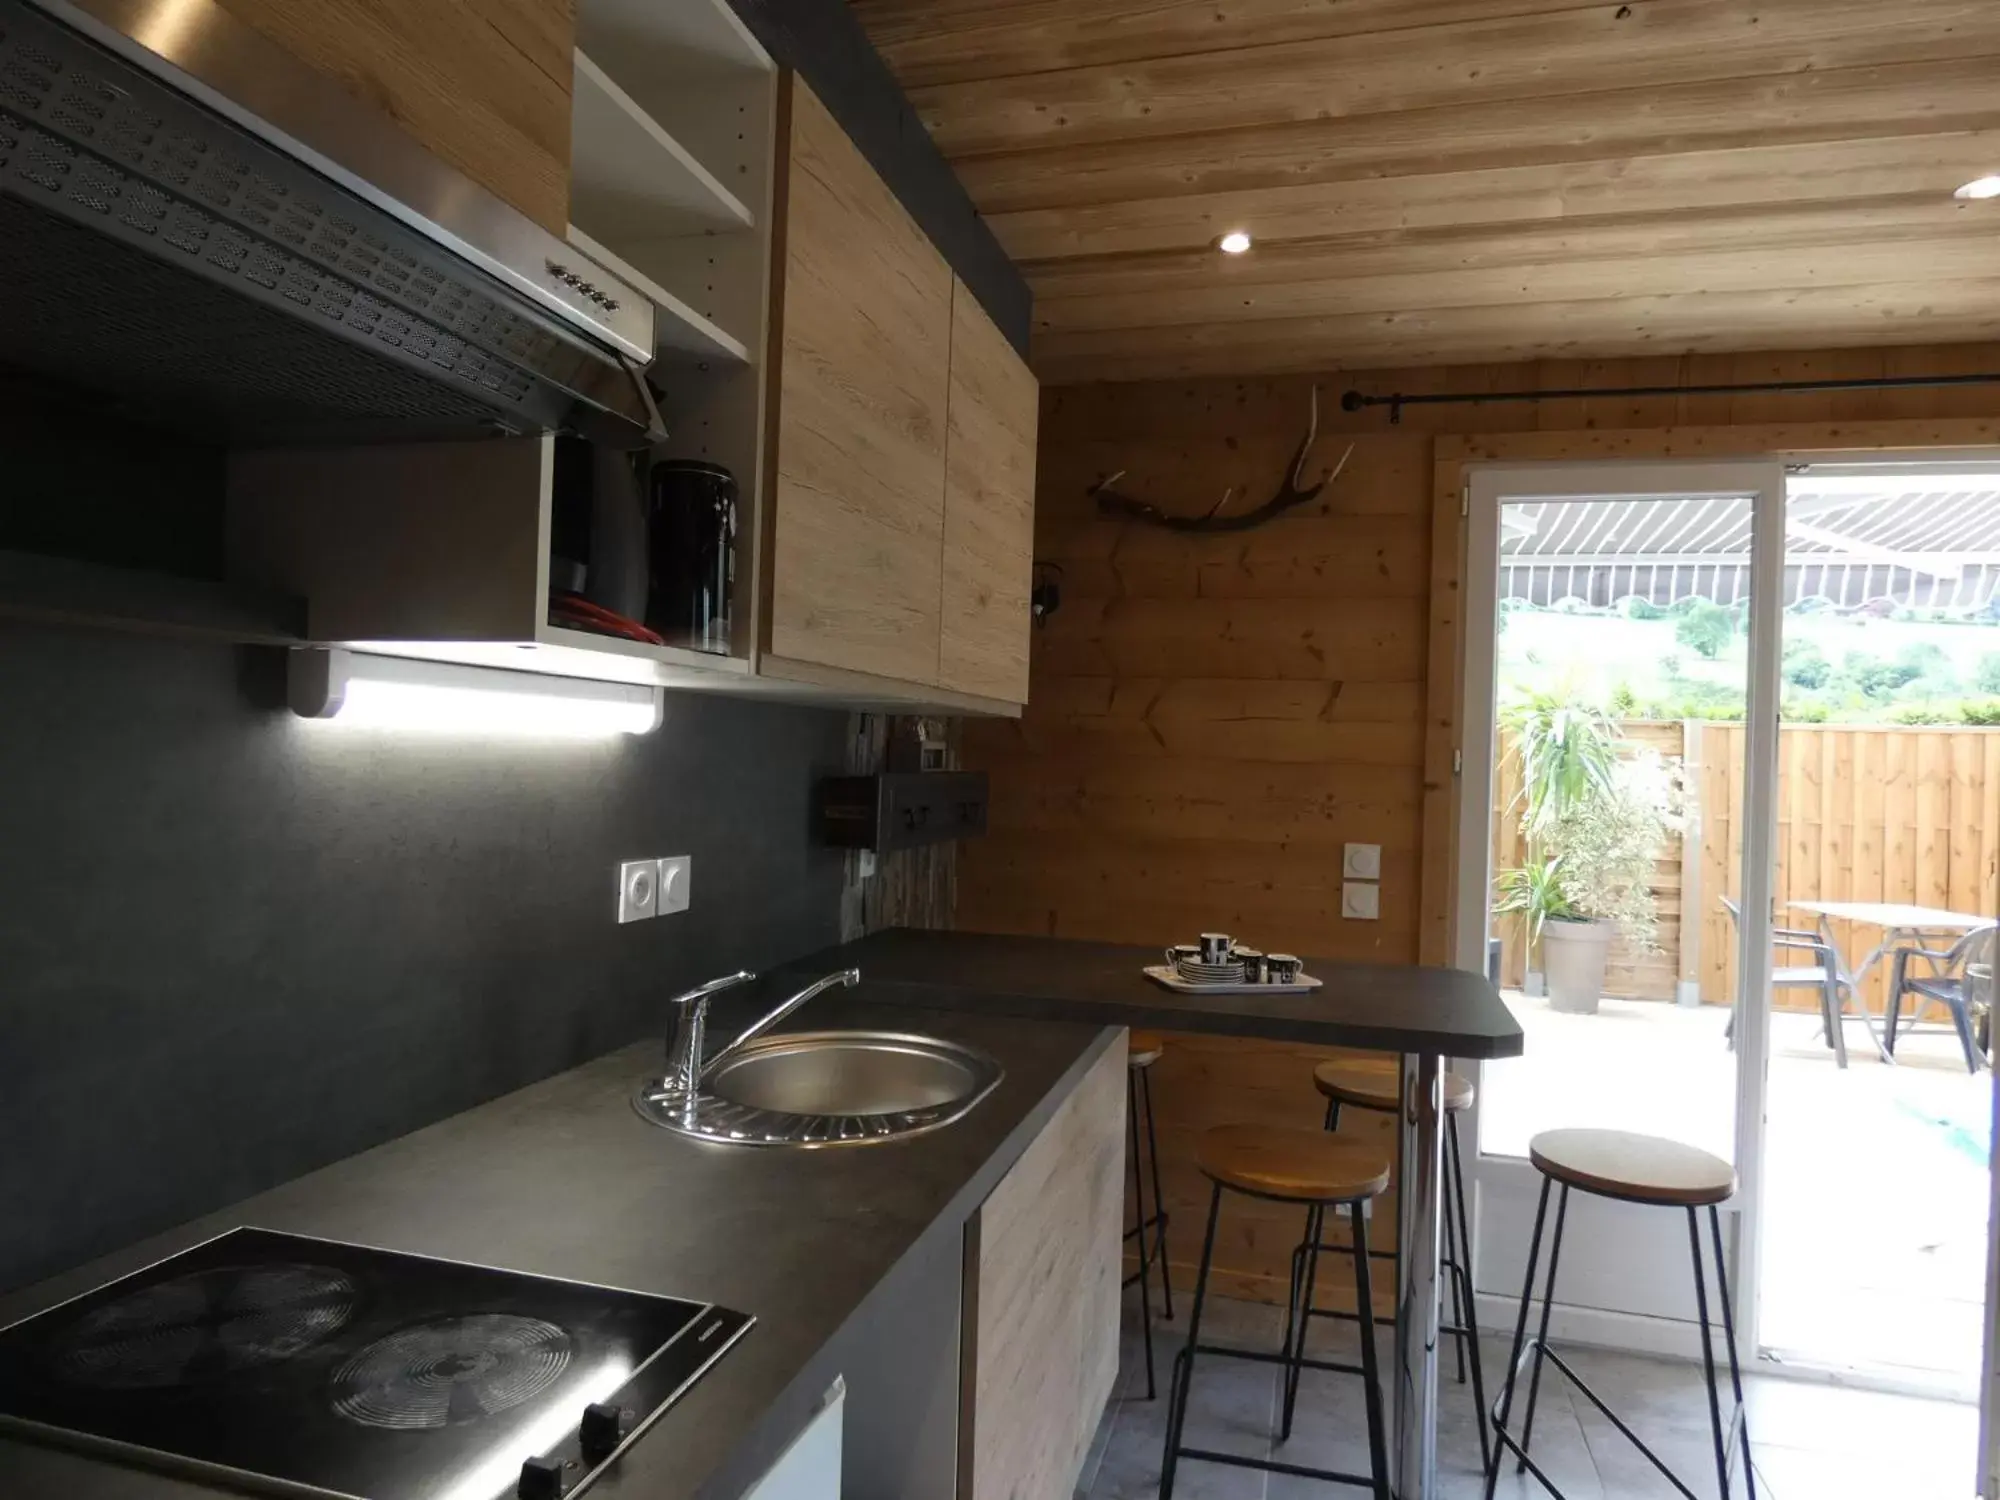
[580,1401,628,1462]
[518,1456,568,1499]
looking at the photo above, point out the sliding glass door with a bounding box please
[1455,460,1787,1356]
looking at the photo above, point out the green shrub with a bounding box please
[1896,642,1951,683]
[1891,704,1954,725]
[1667,596,1703,617]
[1781,700,1830,723]
[1675,601,1735,659]
[1609,683,1638,716]
[1975,653,2000,695]
[1961,700,2000,726]
[1782,638,1831,689]
[1842,651,1923,699]
[1620,596,1667,621]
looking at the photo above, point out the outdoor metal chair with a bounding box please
[1720,896,1861,1070]
[1886,925,1997,1074]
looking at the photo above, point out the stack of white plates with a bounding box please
[1176,956,1247,984]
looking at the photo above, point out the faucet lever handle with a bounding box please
[668,969,756,1009]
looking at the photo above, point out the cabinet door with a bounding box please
[939,282,1039,704]
[215,0,576,234]
[965,1037,1124,1500]
[742,1382,843,1500]
[767,78,953,687]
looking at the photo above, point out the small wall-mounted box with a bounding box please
[817,771,988,853]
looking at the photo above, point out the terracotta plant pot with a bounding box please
[1542,918,1615,1015]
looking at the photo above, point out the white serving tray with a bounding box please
[1143,964,1322,996]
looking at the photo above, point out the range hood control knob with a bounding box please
[580,1401,628,1462]
[518,1456,569,1498]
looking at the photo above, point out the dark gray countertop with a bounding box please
[781,929,1526,1059]
[0,996,1118,1500]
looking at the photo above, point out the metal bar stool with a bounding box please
[1285,1061,1491,1470]
[1161,1125,1392,1500]
[1486,1128,1756,1500]
[1124,1029,1173,1399]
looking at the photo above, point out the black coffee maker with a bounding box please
[647,459,736,655]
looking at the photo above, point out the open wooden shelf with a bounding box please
[570,49,754,242]
[355,628,751,692]
[538,623,749,676]
[566,225,748,364]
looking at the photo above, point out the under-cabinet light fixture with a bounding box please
[1954,175,2000,200]
[1217,229,1253,254]
[288,648,663,737]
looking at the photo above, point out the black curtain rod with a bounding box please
[1339,371,2000,424]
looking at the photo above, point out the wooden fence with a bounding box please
[1493,722,2000,1012]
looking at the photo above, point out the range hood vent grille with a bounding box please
[0,4,650,441]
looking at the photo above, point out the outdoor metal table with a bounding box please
[1788,900,1997,1062]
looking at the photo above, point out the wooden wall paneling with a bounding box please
[217,0,577,234]
[854,1,2000,380]
[900,0,1992,156]
[969,74,2000,219]
[853,0,1611,87]
[767,77,953,685]
[939,280,1039,702]
[1420,450,1466,968]
[960,349,2000,1307]
[1132,1033,1402,1312]
[964,1036,1125,1500]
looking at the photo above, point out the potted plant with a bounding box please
[1537,754,1678,1013]
[1496,691,1617,994]
[1493,856,1574,996]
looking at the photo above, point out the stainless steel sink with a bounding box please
[634,1030,1004,1147]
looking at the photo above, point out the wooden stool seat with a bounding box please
[1528,1128,1736,1208]
[1129,1029,1164,1068]
[1313,1060,1474,1113]
[1198,1124,1390,1203]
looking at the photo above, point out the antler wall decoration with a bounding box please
[1088,385,1355,534]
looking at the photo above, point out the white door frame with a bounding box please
[1455,458,1787,1360]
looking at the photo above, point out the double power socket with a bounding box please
[618,856,692,923]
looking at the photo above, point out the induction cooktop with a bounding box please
[0,1228,753,1500]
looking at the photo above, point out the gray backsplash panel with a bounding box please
[0,621,848,1292]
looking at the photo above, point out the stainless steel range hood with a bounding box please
[0,0,661,442]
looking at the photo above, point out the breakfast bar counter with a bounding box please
[780,927,1525,1500]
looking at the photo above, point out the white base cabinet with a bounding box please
[742,1380,844,1500]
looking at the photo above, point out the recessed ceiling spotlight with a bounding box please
[1954,175,2000,200]
[1217,229,1252,254]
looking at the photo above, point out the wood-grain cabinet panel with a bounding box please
[768,78,954,686]
[964,1037,1124,1500]
[939,281,1039,703]
[217,0,576,234]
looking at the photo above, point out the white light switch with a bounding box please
[1343,843,1382,880]
[617,859,658,923]
[658,855,691,915]
[1342,881,1380,921]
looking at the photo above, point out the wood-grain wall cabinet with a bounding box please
[225,46,1040,718]
[939,279,1038,704]
[961,1037,1124,1500]
[765,76,954,689]
[215,0,579,235]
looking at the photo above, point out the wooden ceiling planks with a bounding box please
[849,0,2000,380]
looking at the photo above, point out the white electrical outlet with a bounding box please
[658,855,692,915]
[618,859,659,923]
[1342,881,1380,921]
[1342,842,1382,880]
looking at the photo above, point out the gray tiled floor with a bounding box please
[1078,1290,1981,1500]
